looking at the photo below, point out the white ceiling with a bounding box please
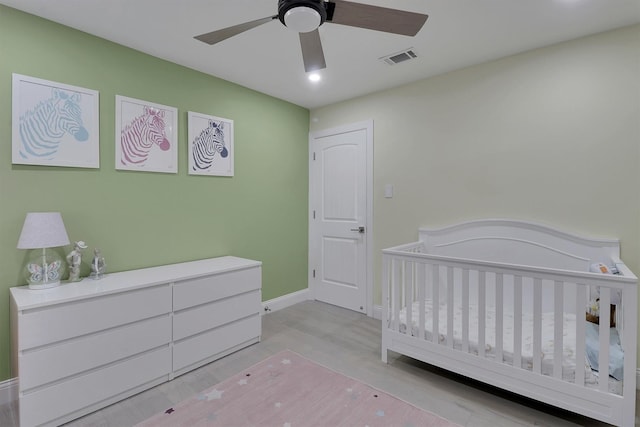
[2,0,639,109]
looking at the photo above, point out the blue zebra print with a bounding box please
[19,88,89,160]
[192,120,228,171]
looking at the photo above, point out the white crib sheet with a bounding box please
[396,300,622,394]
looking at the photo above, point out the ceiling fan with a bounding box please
[194,0,428,73]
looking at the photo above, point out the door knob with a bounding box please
[350,226,365,233]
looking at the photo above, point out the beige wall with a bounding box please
[310,24,640,309]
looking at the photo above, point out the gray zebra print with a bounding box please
[192,120,228,171]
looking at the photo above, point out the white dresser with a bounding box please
[10,256,262,427]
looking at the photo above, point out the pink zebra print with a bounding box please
[120,106,170,165]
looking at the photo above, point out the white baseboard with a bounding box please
[0,377,18,406]
[262,288,312,315]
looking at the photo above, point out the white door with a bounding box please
[309,120,372,314]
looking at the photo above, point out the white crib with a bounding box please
[382,219,637,426]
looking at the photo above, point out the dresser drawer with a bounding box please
[20,346,171,427]
[20,315,171,391]
[18,284,171,349]
[173,315,261,372]
[173,267,260,311]
[173,290,260,341]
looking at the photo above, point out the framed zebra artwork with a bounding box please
[115,95,178,173]
[12,74,100,168]
[188,111,234,177]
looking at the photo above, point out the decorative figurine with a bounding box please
[66,240,87,282]
[90,248,106,280]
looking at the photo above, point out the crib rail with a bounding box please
[382,243,637,425]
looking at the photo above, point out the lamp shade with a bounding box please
[17,212,70,249]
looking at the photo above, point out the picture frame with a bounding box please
[188,111,234,177]
[12,73,100,168]
[115,95,178,173]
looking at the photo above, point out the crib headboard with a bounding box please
[419,219,620,272]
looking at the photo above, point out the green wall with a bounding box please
[0,6,309,381]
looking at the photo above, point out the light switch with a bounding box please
[384,184,394,198]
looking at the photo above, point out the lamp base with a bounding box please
[28,280,61,290]
[23,248,65,290]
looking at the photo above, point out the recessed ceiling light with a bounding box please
[308,72,321,82]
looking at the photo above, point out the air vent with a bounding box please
[381,48,418,65]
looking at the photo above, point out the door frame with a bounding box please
[308,119,374,317]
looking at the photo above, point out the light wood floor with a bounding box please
[1,301,638,426]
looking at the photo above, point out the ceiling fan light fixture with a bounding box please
[284,6,321,32]
[278,0,327,33]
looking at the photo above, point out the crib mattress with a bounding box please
[396,300,622,394]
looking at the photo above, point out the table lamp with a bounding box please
[17,212,70,290]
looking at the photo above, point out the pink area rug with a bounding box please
[137,350,458,427]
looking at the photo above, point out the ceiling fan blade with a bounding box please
[328,0,428,36]
[194,15,277,45]
[299,29,326,73]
